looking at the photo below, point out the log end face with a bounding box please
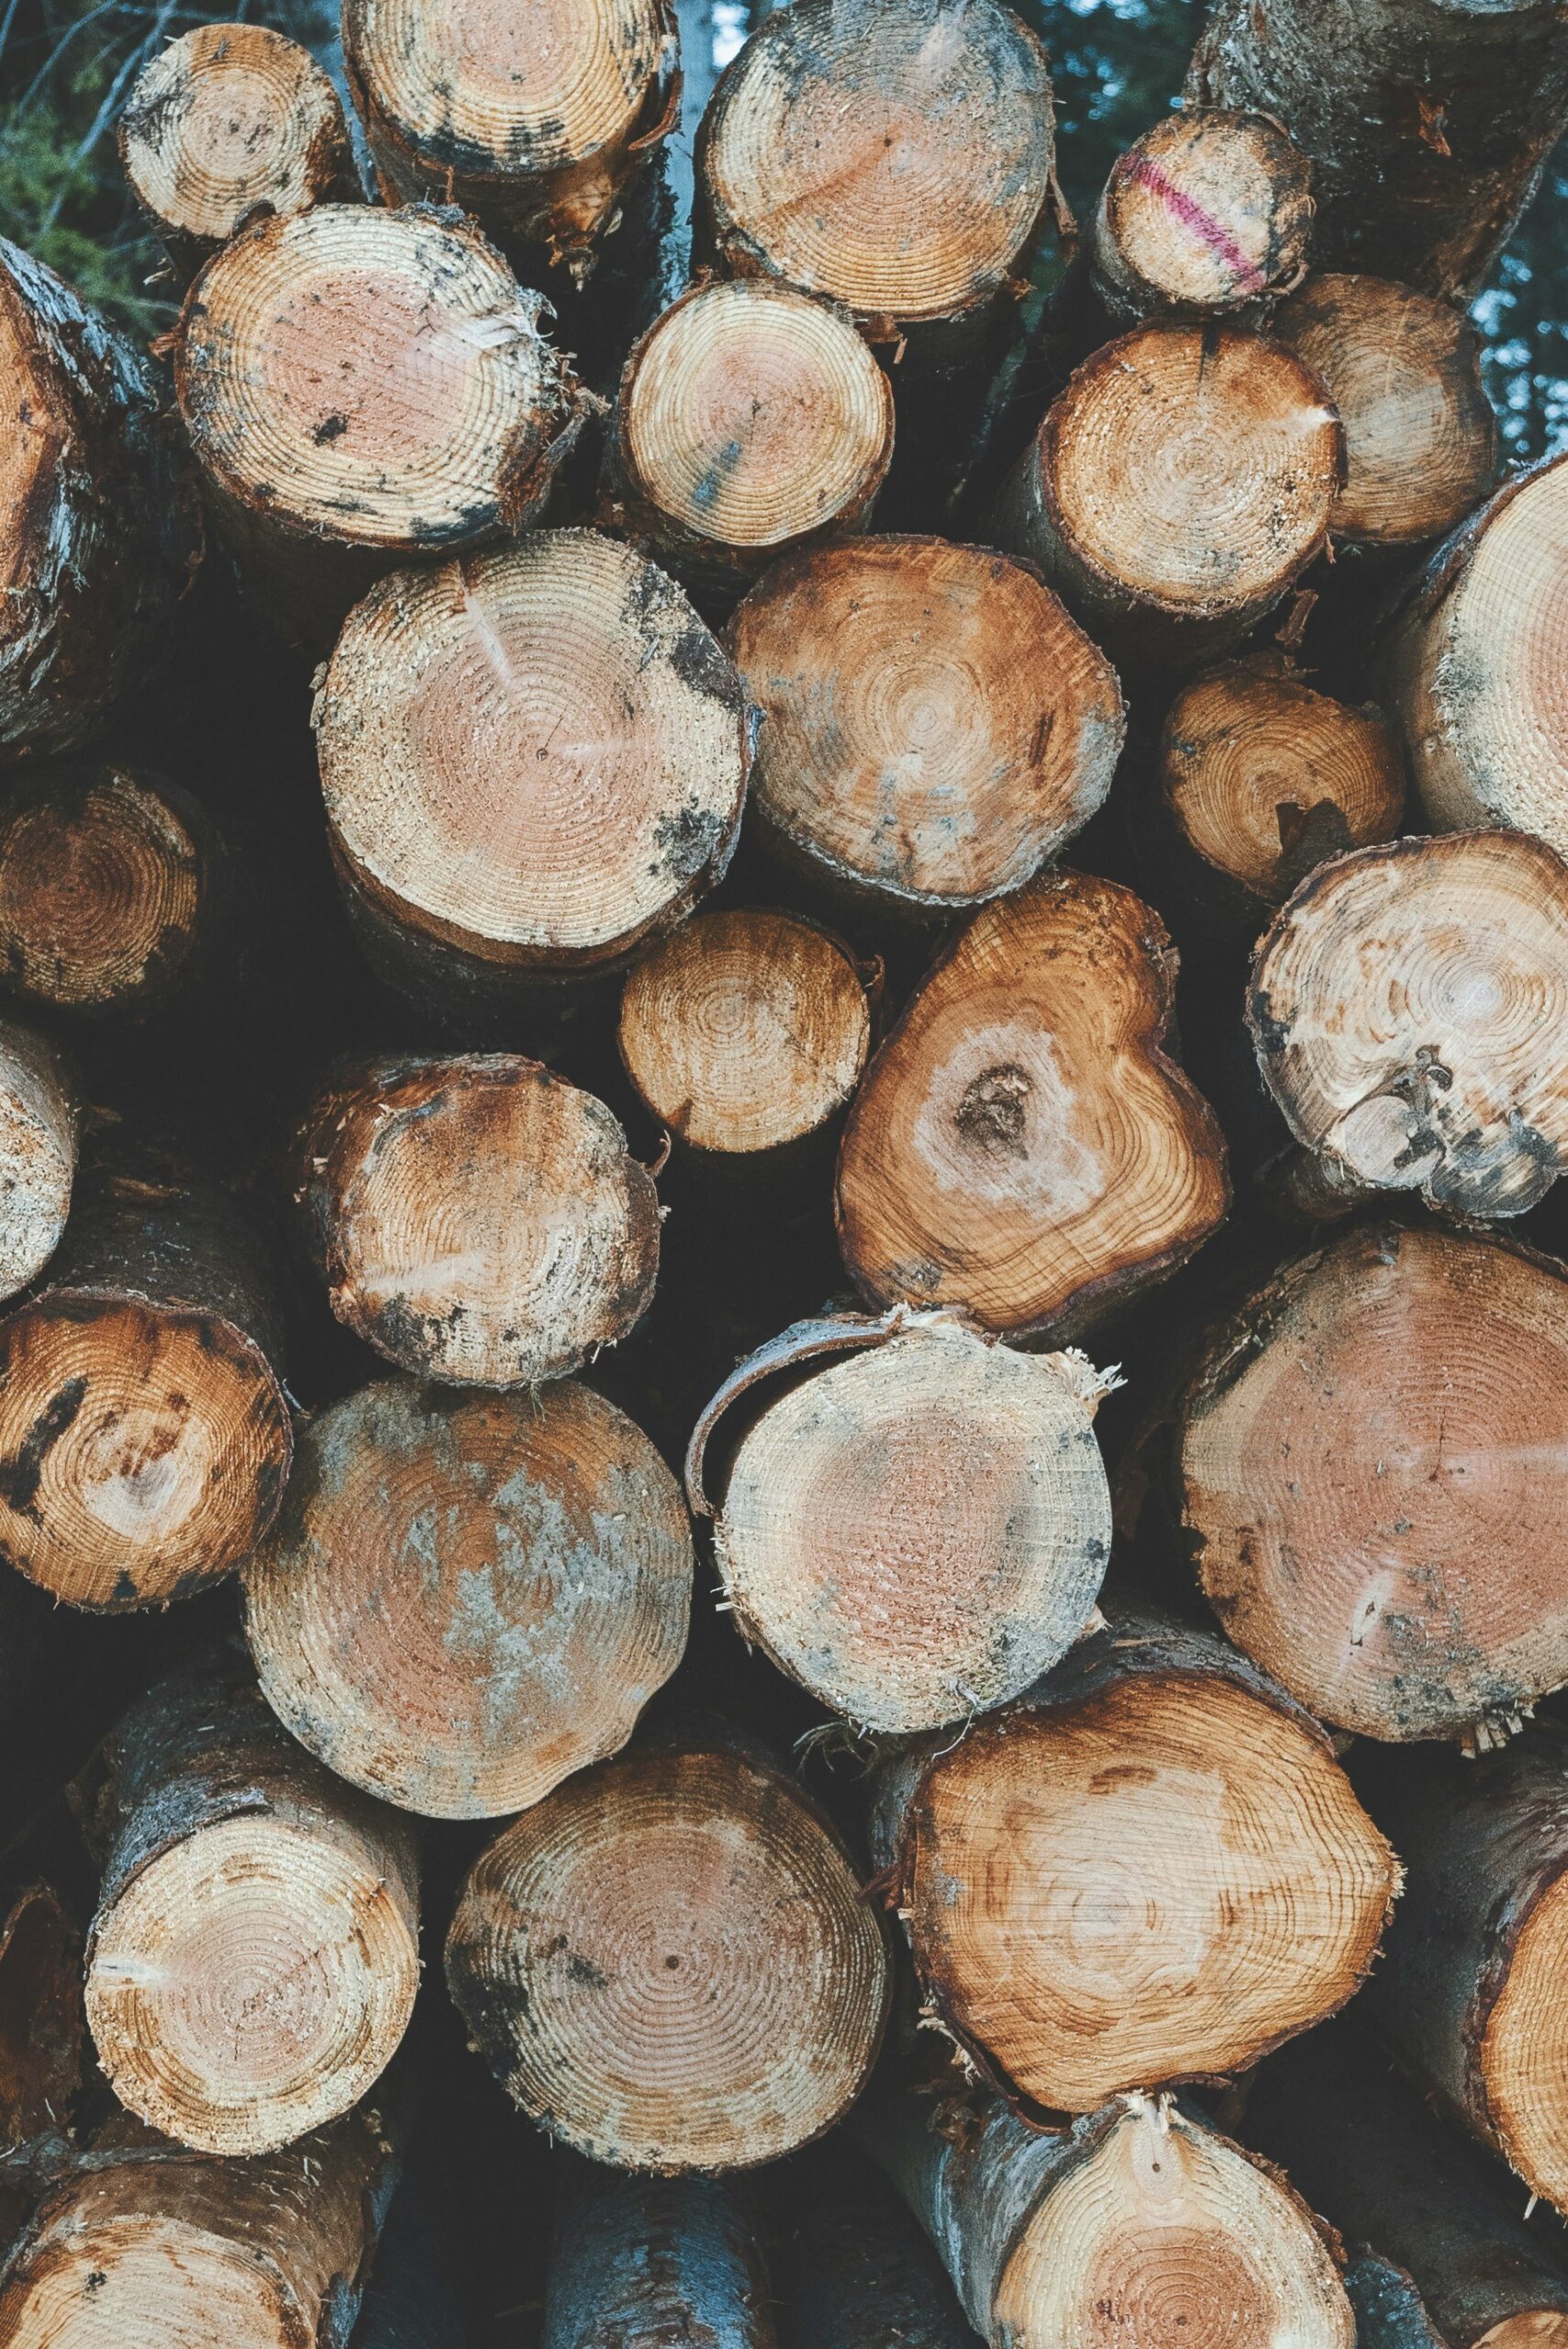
[0,2210,300,2349]
[1101,108,1314,317]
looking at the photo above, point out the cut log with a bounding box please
[0,1014,77,1303]
[1089,108,1314,326]
[1377,452,1568,858]
[294,1052,660,1386]
[605,277,895,592]
[119,24,357,284]
[696,0,1056,360]
[869,1602,1396,2110]
[727,536,1124,917]
[1175,1220,1568,1743]
[0,763,209,1017]
[174,205,584,646]
[244,1375,692,1819]
[313,532,752,992]
[83,1659,418,2156]
[343,0,678,278]
[0,2099,397,2349]
[445,1723,890,2171]
[1186,0,1568,299]
[836,871,1229,1341]
[0,238,197,761]
[686,1311,1112,1734]
[1273,273,1497,544]
[1249,830,1568,1219]
[995,323,1342,669]
[1248,2018,1568,2349]
[858,2068,1354,2349]
[618,909,870,1161]
[1160,655,1405,911]
[781,2145,980,2349]
[1356,1731,1568,2218]
[0,1877,83,2146]
[0,1151,290,1609]
[543,2166,773,2349]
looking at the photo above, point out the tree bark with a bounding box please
[835,871,1229,1341]
[1272,273,1497,544]
[342,0,678,283]
[244,1374,692,1820]
[82,1655,419,2156]
[603,277,894,599]
[868,1600,1396,2113]
[0,2099,399,2348]
[780,2144,981,2349]
[993,324,1342,670]
[685,1309,1112,1735]
[313,532,752,995]
[119,24,358,285]
[173,205,585,648]
[1376,452,1568,860]
[0,763,211,1018]
[0,1147,290,1609]
[1159,654,1405,919]
[855,2063,1354,2349]
[293,1051,660,1386]
[1088,109,1313,326]
[445,1720,890,2172]
[1344,2256,1449,2349]
[618,908,871,1163]
[543,2165,774,2349]
[0,238,197,761]
[1249,830,1568,1219]
[0,1876,82,2149]
[727,536,1124,918]
[1247,2018,1568,2348]
[0,1013,76,1303]
[1186,0,1568,299]
[1356,1731,1568,2220]
[696,0,1056,367]
[1173,1220,1568,1743]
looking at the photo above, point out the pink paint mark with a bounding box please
[1117,152,1268,296]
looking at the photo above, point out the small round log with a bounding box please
[0,238,198,761]
[544,2167,773,2349]
[343,0,678,279]
[446,1725,890,2171]
[618,909,870,1161]
[870,1603,1396,2110]
[314,533,752,990]
[860,2069,1354,2349]
[836,871,1229,1341]
[1160,656,1405,910]
[1248,2020,1568,2349]
[294,1052,660,1386]
[1089,108,1314,326]
[1377,452,1568,856]
[727,536,1124,917]
[697,0,1055,360]
[1273,273,1497,545]
[0,763,209,1017]
[994,323,1342,668]
[686,1312,1112,1734]
[1176,1220,1568,1743]
[0,1015,77,1304]
[244,1375,692,1820]
[119,24,357,284]
[83,1661,418,2156]
[174,205,584,646]
[1249,829,1568,1219]
[0,1153,290,1609]
[1358,1732,1568,2219]
[0,2100,397,2348]
[606,277,894,591]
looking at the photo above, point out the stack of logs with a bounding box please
[3,0,1568,2339]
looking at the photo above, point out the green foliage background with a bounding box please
[0,0,1563,455]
